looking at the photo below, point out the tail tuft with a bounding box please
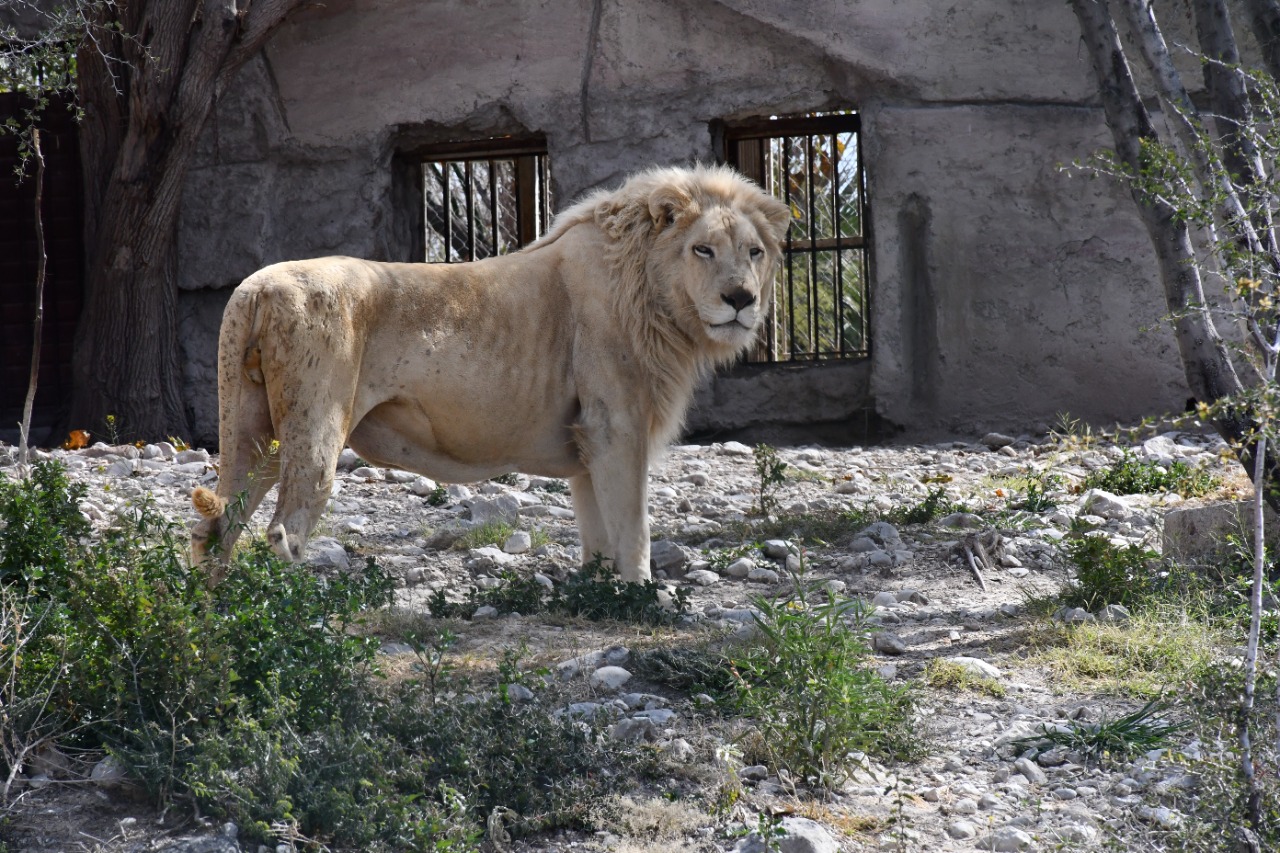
[192,486,226,519]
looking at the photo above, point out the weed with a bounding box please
[426,485,450,506]
[557,556,690,624]
[534,479,569,494]
[1050,412,1096,449]
[1008,700,1186,760]
[729,578,919,786]
[455,520,516,550]
[429,556,688,625]
[923,659,1006,698]
[753,444,788,515]
[1029,607,1218,697]
[1016,471,1061,512]
[885,487,964,525]
[1082,451,1218,497]
[703,544,756,574]
[1058,536,1160,611]
[0,462,641,848]
[491,473,520,487]
[630,645,738,695]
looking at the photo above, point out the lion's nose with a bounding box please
[722,288,755,312]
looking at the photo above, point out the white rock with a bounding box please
[471,605,499,619]
[1015,756,1047,785]
[469,495,520,525]
[590,665,633,690]
[685,569,721,586]
[747,567,780,583]
[725,557,754,578]
[947,656,1002,679]
[105,459,137,477]
[503,531,532,554]
[1081,488,1132,520]
[351,466,384,481]
[307,538,350,571]
[946,820,978,839]
[719,441,753,457]
[983,826,1034,851]
[1097,603,1132,623]
[408,476,439,496]
[762,539,793,558]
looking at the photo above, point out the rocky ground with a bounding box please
[0,427,1254,852]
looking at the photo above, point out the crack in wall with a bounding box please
[579,0,604,143]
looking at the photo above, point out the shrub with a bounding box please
[0,463,647,848]
[1059,535,1159,611]
[429,556,689,625]
[728,581,919,785]
[1082,451,1218,497]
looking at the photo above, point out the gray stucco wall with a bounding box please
[176,0,1190,446]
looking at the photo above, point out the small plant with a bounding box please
[1017,471,1061,512]
[729,579,919,786]
[556,555,690,624]
[753,444,788,515]
[1059,536,1158,611]
[429,556,688,625]
[534,478,569,494]
[704,543,756,574]
[1008,700,1186,760]
[455,520,516,550]
[923,659,1006,698]
[1050,412,1096,449]
[1081,450,1218,497]
[886,487,963,525]
[491,473,519,487]
[425,485,450,507]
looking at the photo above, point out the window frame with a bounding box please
[715,112,870,362]
[413,135,552,263]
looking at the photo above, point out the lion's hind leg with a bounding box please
[265,414,348,564]
[192,329,278,580]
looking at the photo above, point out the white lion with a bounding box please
[192,164,791,585]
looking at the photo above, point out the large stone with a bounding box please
[1164,500,1280,564]
[650,539,689,574]
[1080,489,1132,520]
[469,494,520,526]
[733,817,839,853]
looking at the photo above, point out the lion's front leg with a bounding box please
[583,443,652,584]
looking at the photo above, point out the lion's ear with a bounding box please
[758,194,793,244]
[648,183,698,230]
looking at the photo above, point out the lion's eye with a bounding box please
[749,247,764,259]
[693,245,714,259]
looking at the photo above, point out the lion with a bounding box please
[191,164,791,585]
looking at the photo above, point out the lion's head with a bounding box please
[586,165,792,361]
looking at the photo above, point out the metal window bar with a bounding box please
[422,144,551,264]
[721,112,867,362]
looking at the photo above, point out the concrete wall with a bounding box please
[176,0,1191,445]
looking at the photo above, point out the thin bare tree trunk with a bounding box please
[1070,0,1280,512]
[18,128,46,469]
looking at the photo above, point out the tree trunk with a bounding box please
[1069,0,1280,512]
[69,0,305,441]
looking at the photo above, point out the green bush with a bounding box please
[187,644,632,850]
[729,581,919,786]
[1059,536,1159,611]
[0,459,89,587]
[1082,451,1218,497]
[429,556,689,625]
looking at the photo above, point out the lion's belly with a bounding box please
[347,378,584,482]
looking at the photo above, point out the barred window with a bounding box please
[421,137,552,262]
[719,112,868,361]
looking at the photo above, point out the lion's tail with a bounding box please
[192,486,226,520]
